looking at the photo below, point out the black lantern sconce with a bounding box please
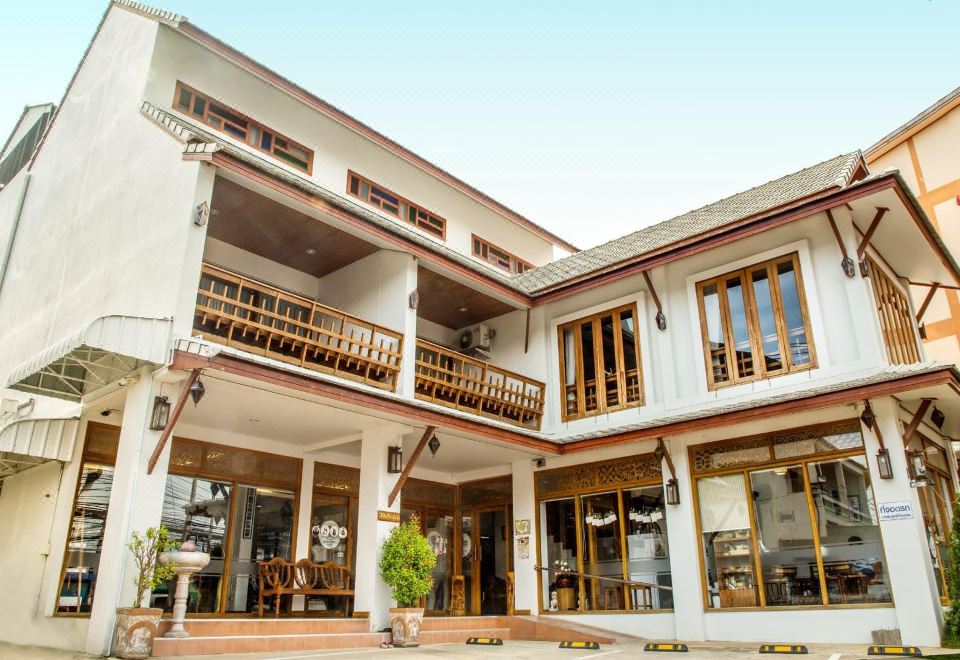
[665,478,680,506]
[387,445,403,474]
[931,405,946,431]
[860,401,876,430]
[908,449,933,487]
[428,434,441,458]
[189,378,206,406]
[876,447,893,480]
[149,395,171,431]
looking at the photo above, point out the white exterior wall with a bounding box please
[0,7,208,382]
[144,26,560,269]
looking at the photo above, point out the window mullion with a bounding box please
[743,470,766,608]
[767,261,793,370]
[574,324,586,419]
[742,267,767,379]
[612,310,627,410]
[592,318,606,414]
[717,278,739,385]
[801,463,829,606]
[617,489,630,609]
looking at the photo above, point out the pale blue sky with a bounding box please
[2,1,958,249]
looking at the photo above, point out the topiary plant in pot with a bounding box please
[379,515,436,647]
[113,526,177,659]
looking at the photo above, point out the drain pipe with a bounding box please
[0,171,31,300]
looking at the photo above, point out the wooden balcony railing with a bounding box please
[194,263,403,390]
[414,339,545,429]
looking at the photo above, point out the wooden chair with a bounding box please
[257,557,354,617]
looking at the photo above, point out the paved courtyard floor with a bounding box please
[2,640,959,660]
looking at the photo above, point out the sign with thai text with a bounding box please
[377,510,401,523]
[877,501,914,521]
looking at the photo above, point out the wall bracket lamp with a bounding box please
[387,445,403,474]
[149,395,171,431]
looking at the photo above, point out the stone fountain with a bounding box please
[159,541,210,638]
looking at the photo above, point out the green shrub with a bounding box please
[379,516,436,608]
[128,526,177,608]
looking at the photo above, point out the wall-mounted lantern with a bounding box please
[189,378,206,406]
[149,395,171,431]
[908,450,932,487]
[428,434,441,458]
[665,478,681,506]
[387,445,403,474]
[876,447,893,480]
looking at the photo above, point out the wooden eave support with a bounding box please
[387,425,436,507]
[916,283,941,323]
[826,209,855,277]
[656,437,676,479]
[147,368,201,474]
[862,399,886,451]
[902,398,933,448]
[856,207,890,263]
[642,270,667,331]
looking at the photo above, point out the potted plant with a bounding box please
[112,526,177,659]
[942,494,960,647]
[553,559,575,588]
[379,516,436,647]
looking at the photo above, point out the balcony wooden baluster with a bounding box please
[194,263,403,391]
[414,339,545,429]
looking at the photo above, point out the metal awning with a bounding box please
[6,315,172,400]
[0,394,81,480]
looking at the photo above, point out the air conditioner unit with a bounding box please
[458,323,494,352]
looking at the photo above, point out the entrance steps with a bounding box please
[150,614,619,656]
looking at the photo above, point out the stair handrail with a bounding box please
[533,564,672,591]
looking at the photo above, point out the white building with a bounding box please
[1,2,958,656]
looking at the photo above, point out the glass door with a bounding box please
[309,493,356,615]
[224,485,296,613]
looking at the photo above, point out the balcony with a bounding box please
[194,263,403,390]
[414,339,545,429]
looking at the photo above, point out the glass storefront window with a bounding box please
[540,498,579,612]
[57,463,114,614]
[308,494,356,615]
[750,466,820,606]
[160,475,231,613]
[698,473,759,608]
[808,457,891,604]
[425,512,454,613]
[623,486,671,609]
[581,491,623,611]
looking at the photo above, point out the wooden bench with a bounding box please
[257,557,354,617]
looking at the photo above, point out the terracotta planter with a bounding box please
[112,607,162,659]
[389,607,424,647]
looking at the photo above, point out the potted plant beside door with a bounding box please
[113,526,177,659]
[379,516,436,647]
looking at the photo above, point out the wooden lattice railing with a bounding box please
[194,263,403,390]
[414,339,545,429]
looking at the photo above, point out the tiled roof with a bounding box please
[513,152,864,293]
[866,85,960,159]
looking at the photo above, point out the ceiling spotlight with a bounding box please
[189,378,206,406]
[458,307,468,313]
[306,248,317,255]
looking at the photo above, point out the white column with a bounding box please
[292,458,315,612]
[353,427,403,630]
[86,368,180,656]
[392,254,418,399]
[511,459,538,614]
[170,163,214,338]
[863,397,943,646]
[663,438,705,641]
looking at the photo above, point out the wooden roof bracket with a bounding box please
[387,425,436,507]
[826,208,856,277]
[147,368,201,475]
[916,283,941,340]
[902,398,933,448]
[642,270,667,331]
[856,207,889,277]
[654,437,676,479]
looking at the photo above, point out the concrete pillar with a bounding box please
[391,254,418,399]
[171,162,214,338]
[353,427,403,630]
[292,458,316,612]
[86,367,180,655]
[663,438,705,641]
[863,397,943,646]
[511,459,538,614]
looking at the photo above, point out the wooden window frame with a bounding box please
[688,421,893,612]
[533,452,671,614]
[53,422,119,618]
[866,257,921,365]
[557,303,644,422]
[346,170,447,240]
[696,252,817,391]
[471,234,532,275]
[172,81,314,174]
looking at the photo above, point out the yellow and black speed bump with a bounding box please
[466,637,503,645]
[559,641,601,650]
[643,642,689,652]
[867,646,921,657]
[759,644,808,654]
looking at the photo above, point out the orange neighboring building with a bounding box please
[866,86,960,361]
